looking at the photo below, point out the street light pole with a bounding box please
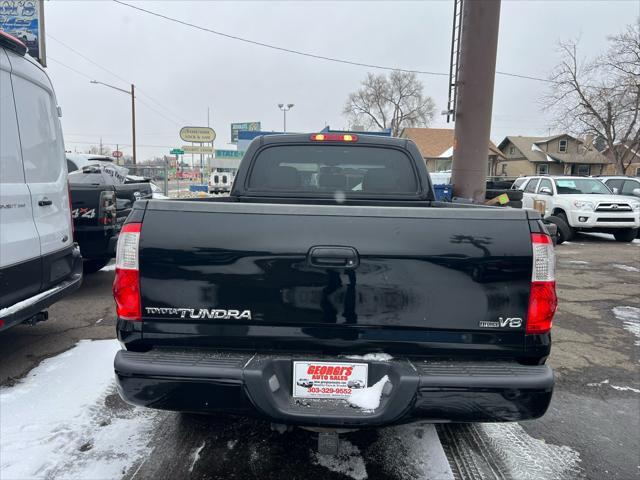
[278,103,294,133]
[90,80,137,165]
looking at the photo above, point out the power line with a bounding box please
[47,34,192,123]
[112,0,551,83]
[48,56,94,81]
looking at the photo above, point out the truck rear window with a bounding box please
[247,145,418,195]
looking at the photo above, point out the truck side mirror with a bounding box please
[539,187,552,195]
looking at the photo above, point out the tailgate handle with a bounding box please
[308,246,359,269]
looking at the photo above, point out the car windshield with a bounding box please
[247,145,418,195]
[554,179,612,195]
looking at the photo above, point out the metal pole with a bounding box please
[164,156,169,196]
[283,109,287,133]
[131,84,137,165]
[450,0,501,203]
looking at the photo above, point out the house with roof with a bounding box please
[400,128,505,175]
[496,134,611,177]
[602,142,640,176]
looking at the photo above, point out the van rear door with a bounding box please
[9,54,73,262]
[0,50,42,308]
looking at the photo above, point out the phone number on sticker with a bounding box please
[308,387,352,395]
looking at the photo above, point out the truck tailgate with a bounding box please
[137,201,534,357]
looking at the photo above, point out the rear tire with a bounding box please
[547,215,572,245]
[613,228,638,243]
[83,259,110,274]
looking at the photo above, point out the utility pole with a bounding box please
[90,80,137,165]
[450,0,501,203]
[131,84,136,165]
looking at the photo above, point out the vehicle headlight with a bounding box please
[573,201,594,211]
[630,202,640,212]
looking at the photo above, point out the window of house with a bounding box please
[509,146,515,155]
[558,139,568,153]
[636,167,640,177]
[537,164,549,175]
[435,159,452,172]
[576,164,590,176]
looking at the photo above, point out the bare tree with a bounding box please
[344,71,435,136]
[545,21,639,174]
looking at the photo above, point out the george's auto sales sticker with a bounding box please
[292,361,368,399]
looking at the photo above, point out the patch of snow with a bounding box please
[633,239,640,244]
[587,379,640,394]
[347,375,389,411]
[612,264,640,272]
[610,385,640,393]
[100,263,116,271]
[95,318,103,324]
[0,339,157,479]
[612,306,640,346]
[314,439,367,480]
[480,423,582,479]
[189,440,206,472]
[344,353,393,362]
[227,439,238,450]
[438,146,454,158]
[581,232,615,241]
[566,260,589,265]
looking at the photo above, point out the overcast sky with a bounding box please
[44,0,637,161]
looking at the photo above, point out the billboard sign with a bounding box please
[179,126,216,143]
[182,145,214,154]
[0,1,45,66]
[231,122,260,143]
[215,149,243,159]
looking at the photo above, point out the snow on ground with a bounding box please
[314,439,368,480]
[100,263,116,272]
[566,260,589,265]
[612,264,640,272]
[347,375,389,411]
[479,423,582,479]
[586,379,640,394]
[612,306,640,346]
[345,353,393,362]
[0,340,157,480]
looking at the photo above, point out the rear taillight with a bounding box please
[113,223,141,321]
[98,190,116,225]
[527,233,557,334]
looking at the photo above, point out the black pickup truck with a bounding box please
[68,163,152,273]
[113,133,557,433]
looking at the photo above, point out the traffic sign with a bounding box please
[112,150,123,158]
[182,145,214,154]
[179,126,216,143]
[170,148,184,155]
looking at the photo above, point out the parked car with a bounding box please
[113,133,557,437]
[0,31,82,332]
[598,176,640,198]
[519,176,640,243]
[66,153,114,172]
[208,168,236,194]
[68,163,152,273]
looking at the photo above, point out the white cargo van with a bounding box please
[0,32,82,332]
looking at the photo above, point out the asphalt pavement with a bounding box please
[0,233,638,480]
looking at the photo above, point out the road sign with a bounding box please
[182,145,214,154]
[179,126,216,143]
[170,148,184,155]
[112,150,123,158]
[231,122,260,143]
[215,149,243,159]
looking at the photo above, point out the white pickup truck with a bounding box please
[515,176,640,243]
